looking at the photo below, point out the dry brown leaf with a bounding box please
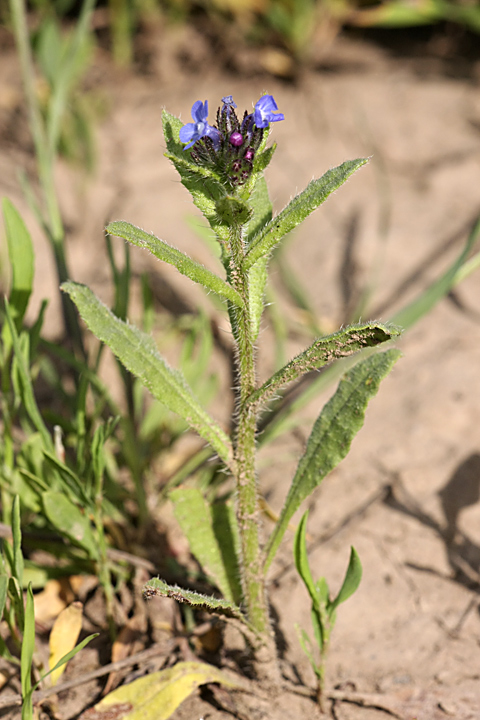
[34,579,75,626]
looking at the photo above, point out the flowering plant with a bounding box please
[63,93,401,692]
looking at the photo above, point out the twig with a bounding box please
[0,642,173,709]
[328,688,406,719]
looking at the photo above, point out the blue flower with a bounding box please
[179,100,222,150]
[253,95,284,129]
[221,95,237,110]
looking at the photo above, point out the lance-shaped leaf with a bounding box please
[143,578,247,625]
[170,488,242,604]
[162,111,229,243]
[245,175,273,340]
[106,220,243,308]
[2,198,34,331]
[248,322,401,408]
[42,491,99,559]
[330,547,362,611]
[265,349,401,570]
[293,511,318,609]
[243,158,368,272]
[62,282,233,467]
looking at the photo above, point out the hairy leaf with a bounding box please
[162,111,229,243]
[106,221,243,308]
[249,322,401,407]
[265,349,401,569]
[62,282,233,466]
[245,176,273,341]
[170,488,240,603]
[143,578,246,624]
[243,158,368,271]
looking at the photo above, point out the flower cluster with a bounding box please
[179,94,284,187]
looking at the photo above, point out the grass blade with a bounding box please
[21,583,35,719]
[390,215,480,329]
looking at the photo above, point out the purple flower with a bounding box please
[180,100,222,150]
[221,95,237,111]
[253,95,284,129]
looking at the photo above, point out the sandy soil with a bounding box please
[1,22,480,720]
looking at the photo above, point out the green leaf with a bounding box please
[8,577,25,632]
[243,159,368,271]
[248,322,401,407]
[245,176,273,341]
[210,500,242,606]
[92,661,243,720]
[0,575,8,621]
[170,488,240,603]
[42,491,99,559]
[293,511,318,608]
[245,175,273,246]
[62,282,233,467]
[296,625,320,676]
[265,349,401,569]
[330,547,362,611]
[44,0,95,154]
[162,111,229,243]
[143,578,247,625]
[106,221,243,308]
[390,214,480,330]
[2,198,34,330]
[215,196,251,226]
[12,496,24,588]
[43,451,91,506]
[4,301,52,449]
[20,584,35,710]
[31,633,99,692]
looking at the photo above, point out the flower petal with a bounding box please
[192,100,208,123]
[179,123,197,143]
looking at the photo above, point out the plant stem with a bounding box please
[228,224,269,637]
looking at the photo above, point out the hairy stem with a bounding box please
[228,223,269,637]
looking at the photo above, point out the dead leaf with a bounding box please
[91,660,243,720]
[48,601,83,686]
[34,579,75,626]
